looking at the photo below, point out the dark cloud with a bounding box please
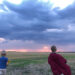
[0,0,75,49]
[4,0,59,21]
[54,2,75,19]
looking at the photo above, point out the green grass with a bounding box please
[9,55,48,67]
[6,52,75,68]
[4,52,75,75]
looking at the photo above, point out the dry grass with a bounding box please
[0,52,75,75]
[7,62,75,75]
[7,63,52,75]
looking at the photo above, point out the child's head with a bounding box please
[51,45,57,52]
[1,50,6,56]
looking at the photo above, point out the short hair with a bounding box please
[1,50,6,56]
[51,45,57,52]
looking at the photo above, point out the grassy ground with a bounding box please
[7,52,49,67]
[0,52,75,75]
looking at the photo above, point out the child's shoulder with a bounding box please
[4,57,8,60]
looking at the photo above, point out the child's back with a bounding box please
[0,51,8,75]
[0,56,8,69]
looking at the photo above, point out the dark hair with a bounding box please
[51,45,57,52]
[1,54,6,56]
[1,51,6,56]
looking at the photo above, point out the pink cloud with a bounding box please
[0,46,64,52]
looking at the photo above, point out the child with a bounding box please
[48,45,71,75]
[0,51,8,75]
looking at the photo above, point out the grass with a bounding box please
[0,52,75,75]
[6,52,49,67]
[6,52,75,66]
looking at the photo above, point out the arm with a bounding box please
[48,55,60,74]
[57,54,67,69]
[7,60,10,66]
[58,54,67,63]
[6,58,9,66]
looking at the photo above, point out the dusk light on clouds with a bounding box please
[0,0,75,52]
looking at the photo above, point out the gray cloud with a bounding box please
[0,0,75,51]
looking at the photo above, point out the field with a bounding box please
[1,52,75,75]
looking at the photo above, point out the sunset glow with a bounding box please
[0,46,64,52]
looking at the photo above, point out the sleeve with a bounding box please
[58,54,67,63]
[48,55,59,73]
[57,54,67,69]
[48,55,56,69]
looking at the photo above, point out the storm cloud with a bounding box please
[0,0,75,51]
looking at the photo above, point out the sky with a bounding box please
[0,0,75,52]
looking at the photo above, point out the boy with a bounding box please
[0,51,8,75]
[48,45,71,75]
